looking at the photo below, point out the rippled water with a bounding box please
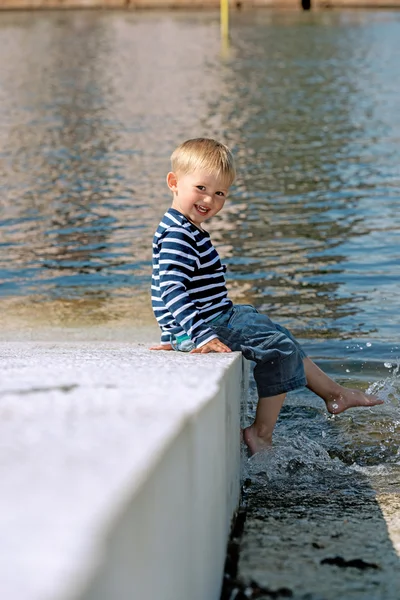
[0,10,399,478]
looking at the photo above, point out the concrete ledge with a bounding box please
[0,342,247,600]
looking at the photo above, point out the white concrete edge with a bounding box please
[72,353,245,600]
[0,343,247,600]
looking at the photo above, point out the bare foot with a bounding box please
[243,425,272,455]
[325,388,384,415]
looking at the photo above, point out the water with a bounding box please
[0,10,399,484]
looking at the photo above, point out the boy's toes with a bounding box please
[364,394,384,406]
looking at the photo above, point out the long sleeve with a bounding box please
[160,329,171,346]
[158,229,217,347]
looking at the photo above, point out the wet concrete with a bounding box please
[222,452,400,600]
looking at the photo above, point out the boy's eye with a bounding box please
[216,191,225,197]
[196,185,206,191]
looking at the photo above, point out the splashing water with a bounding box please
[366,362,400,407]
[242,359,400,494]
[244,433,349,490]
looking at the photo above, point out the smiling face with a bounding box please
[167,169,229,229]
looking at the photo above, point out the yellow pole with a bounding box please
[220,0,229,42]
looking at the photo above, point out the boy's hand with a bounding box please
[150,344,173,351]
[190,338,231,353]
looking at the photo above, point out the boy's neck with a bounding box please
[170,206,205,232]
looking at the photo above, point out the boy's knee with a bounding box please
[242,331,299,364]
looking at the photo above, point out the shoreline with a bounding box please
[0,324,160,343]
[0,295,159,343]
[2,2,400,10]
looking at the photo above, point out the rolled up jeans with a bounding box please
[171,304,307,398]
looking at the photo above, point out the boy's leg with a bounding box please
[243,393,286,454]
[303,357,383,413]
[242,358,383,456]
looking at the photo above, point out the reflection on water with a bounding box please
[1,9,399,570]
[1,9,400,348]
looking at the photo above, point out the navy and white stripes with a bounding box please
[152,208,232,347]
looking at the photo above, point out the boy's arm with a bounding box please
[149,329,173,351]
[158,230,218,348]
[160,329,171,346]
[150,343,173,350]
[150,338,231,352]
[190,338,231,353]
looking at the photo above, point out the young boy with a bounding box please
[150,138,383,454]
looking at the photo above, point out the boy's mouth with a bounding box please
[195,205,210,215]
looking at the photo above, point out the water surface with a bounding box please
[0,9,399,480]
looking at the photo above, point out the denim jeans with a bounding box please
[172,304,307,398]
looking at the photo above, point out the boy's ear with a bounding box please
[166,171,178,192]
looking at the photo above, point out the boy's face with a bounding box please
[167,169,229,229]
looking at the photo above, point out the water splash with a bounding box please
[349,456,400,493]
[245,433,347,488]
[366,361,400,407]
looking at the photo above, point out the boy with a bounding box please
[150,138,383,454]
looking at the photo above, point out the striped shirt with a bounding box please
[151,208,233,347]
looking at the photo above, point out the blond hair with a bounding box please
[170,138,236,186]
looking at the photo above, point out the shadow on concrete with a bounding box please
[221,426,400,600]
